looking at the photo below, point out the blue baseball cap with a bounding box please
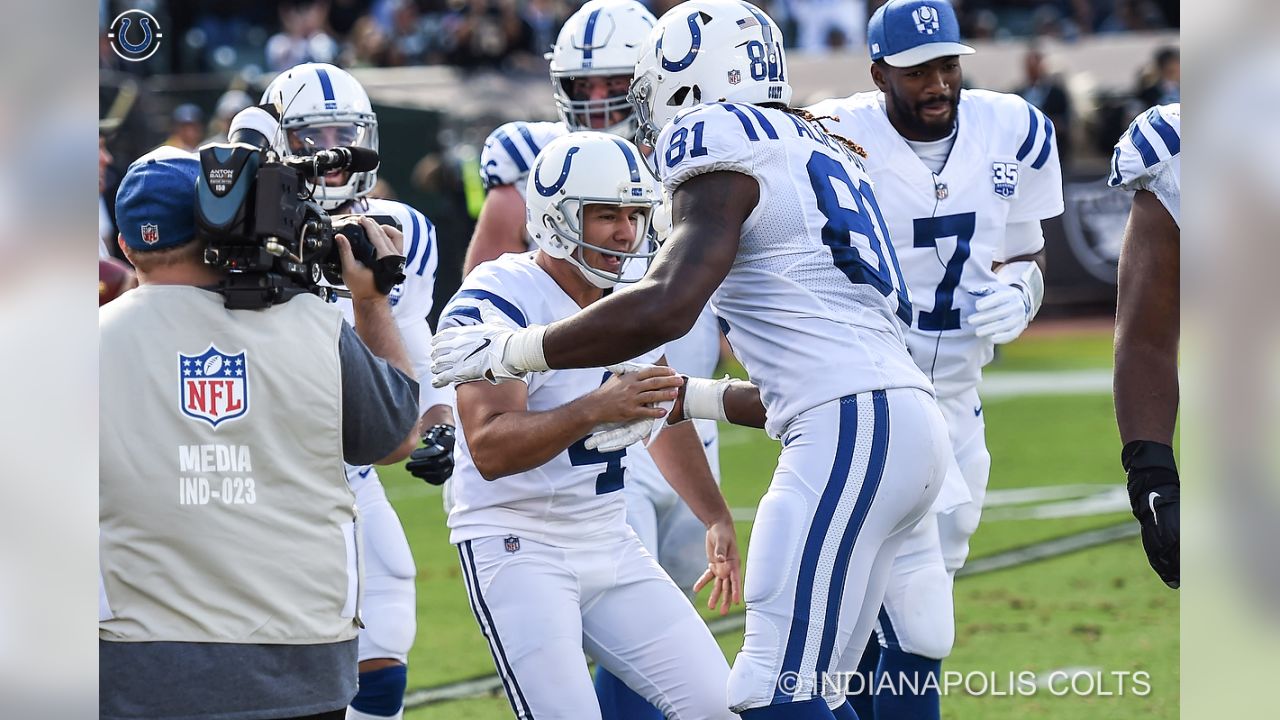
[115,146,201,250]
[868,0,975,68]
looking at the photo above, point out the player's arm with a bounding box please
[646,419,742,615]
[463,184,528,275]
[458,367,682,481]
[972,220,1048,344]
[1114,189,1179,447]
[540,170,757,367]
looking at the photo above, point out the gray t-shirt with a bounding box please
[99,639,357,720]
[339,320,420,465]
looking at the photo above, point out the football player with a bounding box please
[464,3,725,715]
[1109,103,1180,589]
[805,1,1065,716]
[430,3,953,718]
[439,131,741,720]
[261,62,454,720]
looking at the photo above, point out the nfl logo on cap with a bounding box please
[141,223,159,245]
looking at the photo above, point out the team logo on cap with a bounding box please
[140,223,159,245]
[913,5,941,34]
[180,346,249,428]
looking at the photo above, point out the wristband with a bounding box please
[503,325,549,373]
[995,260,1044,319]
[1121,440,1178,474]
[684,376,732,423]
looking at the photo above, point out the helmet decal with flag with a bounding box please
[547,0,658,137]
[524,132,661,288]
[629,0,792,147]
[260,62,378,210]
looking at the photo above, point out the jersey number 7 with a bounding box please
[913,213,977,332]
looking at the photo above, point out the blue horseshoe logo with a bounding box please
[658,12,705,72]
[117,17,154,54]
[534,147,581,197]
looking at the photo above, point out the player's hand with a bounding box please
[694,517,742,616]
[1123,441,1180,588]
[583,364,680,426]
[405,424,455,486]
[585,364,679,451]
[969,282,1032,344]
[340,216,406,302]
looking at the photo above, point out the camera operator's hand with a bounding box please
[337,216,406,301]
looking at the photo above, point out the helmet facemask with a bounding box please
[553,70,639,138]
[540,194,658,289]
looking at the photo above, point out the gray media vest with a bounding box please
[99,285,361,645]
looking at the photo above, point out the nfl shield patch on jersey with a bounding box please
[180,346,249,428]
[504,536,521,553]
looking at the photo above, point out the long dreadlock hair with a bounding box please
[780,106,869,159]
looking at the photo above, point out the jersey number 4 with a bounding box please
[913,213,977,332]
[568,371,627,495]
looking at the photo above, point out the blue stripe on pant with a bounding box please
[775,390,890,703]
[458,541,536,719]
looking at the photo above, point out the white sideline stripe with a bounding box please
[982,487,1130,521]
[984,484,1113,507]
[403,521,1140,709]
[978,369,1112,398]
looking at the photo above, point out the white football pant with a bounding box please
[726,388,950,712]
[456,532,736,720]
[354,473,417,664]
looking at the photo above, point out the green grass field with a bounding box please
[374,325,1178,719]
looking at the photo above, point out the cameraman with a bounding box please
[99,147,420,720]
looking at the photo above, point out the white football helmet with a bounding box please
[261,62,378,210]
[547,0,657,138]
[630,0,792,146]
[525,132,661,288]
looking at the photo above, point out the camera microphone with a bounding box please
[286,147,380,177]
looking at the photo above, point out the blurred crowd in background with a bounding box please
[101,0,1177,74]
[99,0,1178,312]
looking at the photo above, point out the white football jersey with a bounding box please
[441,252,664,547]
[333,197,440,493]
[656,102,931,438]
[809,90,1065,397]
[1109,103,1180,227]
[479,120,570,201]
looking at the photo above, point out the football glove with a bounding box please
[969,283,1032,344]
[1122,440,1180,589]
[429,304,548,387]
[583,363,674,452]
[405,424,456,486]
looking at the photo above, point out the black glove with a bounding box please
[406,424,455,486]
[1123,440,1180,589]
